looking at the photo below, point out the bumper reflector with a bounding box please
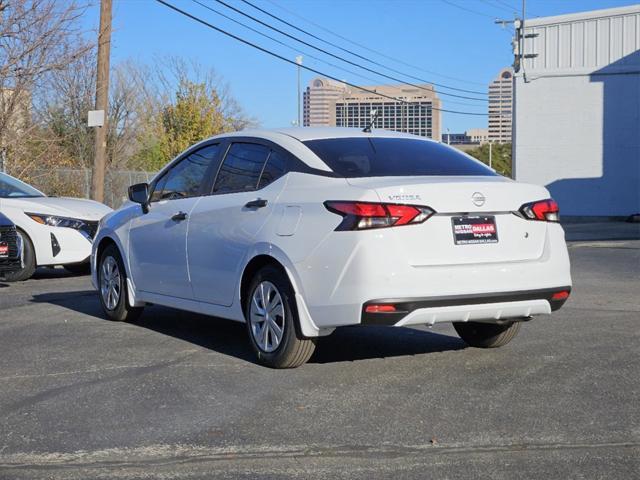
[551,290,570,301]
[365,304,397,313]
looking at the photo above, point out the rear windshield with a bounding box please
[303,137,497,177]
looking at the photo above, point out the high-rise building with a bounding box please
[488,68,513,143]
[303,77,441,140]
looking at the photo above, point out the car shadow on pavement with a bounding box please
[31,290,466,365]
[31,267,86,280]
[311,326,465,363]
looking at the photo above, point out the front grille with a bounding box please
[0,225,21,271]
[81,221,99,239]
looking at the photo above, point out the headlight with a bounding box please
[26,213,86,230]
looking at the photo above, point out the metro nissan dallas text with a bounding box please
[92,128,572,368]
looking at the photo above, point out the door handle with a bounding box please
[244,198,268,209]
[171,211,188,222]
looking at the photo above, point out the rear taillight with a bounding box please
[519,199,560,223]
[325,201,435,231]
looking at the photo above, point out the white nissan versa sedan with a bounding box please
[92,128,572,368]
[0,172,112,281]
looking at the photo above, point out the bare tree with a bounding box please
[0,0,91,167]
[145,56,257,132]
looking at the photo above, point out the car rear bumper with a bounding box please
[292,223,572,330]
[361,286,571,326]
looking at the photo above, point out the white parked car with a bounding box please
[0,172,112,281]
[92,128,572,368]
[0,212,23,278]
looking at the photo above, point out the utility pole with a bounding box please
[296,55,303,127]
[91,0,112,203]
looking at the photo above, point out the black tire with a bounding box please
[3,229,36,282]
[64,262,91,275]
[244,265,316,368]
[453,321,521,348]
[98,244,143,322]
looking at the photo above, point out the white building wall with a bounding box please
[514,5,640,217]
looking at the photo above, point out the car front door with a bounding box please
[188,141,288,306]
[128,143,222,299]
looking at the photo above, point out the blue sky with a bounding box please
[86,0,638,133]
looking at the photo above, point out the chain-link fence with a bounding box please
[27,169,158,209]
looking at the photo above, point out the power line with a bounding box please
[479,0,517,15]
[210,0,487,102]
[492,0,520,11]
[264,0,487,87]
[439,0,496,19]
[190,0,485,110]
[238,0,487,96]
[154,0,487,116]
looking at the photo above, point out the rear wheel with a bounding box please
[244,265,316,368]
[453,321,521,348]
[3,229,36,282]
[98,244,143,322]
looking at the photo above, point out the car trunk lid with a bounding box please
[346,176,551,266]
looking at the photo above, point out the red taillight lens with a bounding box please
[325,202,387,217]
[325,201,435,231]
[519,199,560,222]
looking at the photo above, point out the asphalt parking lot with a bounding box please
[0,230,638,479]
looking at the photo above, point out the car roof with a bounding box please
[220,127,435,142]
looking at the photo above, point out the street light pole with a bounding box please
[91,0,112,202]
[296,55,303,127]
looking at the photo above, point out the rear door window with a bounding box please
[213,143,270,193]
[258,150,287,189]
[303,138,497,177]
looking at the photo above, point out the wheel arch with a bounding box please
[15,226,36,265]
[239,251,322,338]
[240,255,287,315]
[95,236,118,265]
[94,234,143,308]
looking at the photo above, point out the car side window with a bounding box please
[150,144,220,202]
[213,143,270,194]
[258,150,288,189]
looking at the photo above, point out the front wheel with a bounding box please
[244,265,316,368]
[2,229,36,282]
[453,321,521,348]
[98,244,143,322]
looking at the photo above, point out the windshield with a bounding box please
[303,137,497,178]
[0,173,45,198]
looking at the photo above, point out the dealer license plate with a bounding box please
[0,242,8,258]
[452,216,498,245]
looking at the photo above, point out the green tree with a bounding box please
[159,80,227,162]
[466,143,512,177]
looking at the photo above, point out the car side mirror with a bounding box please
[128,183,149,212]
